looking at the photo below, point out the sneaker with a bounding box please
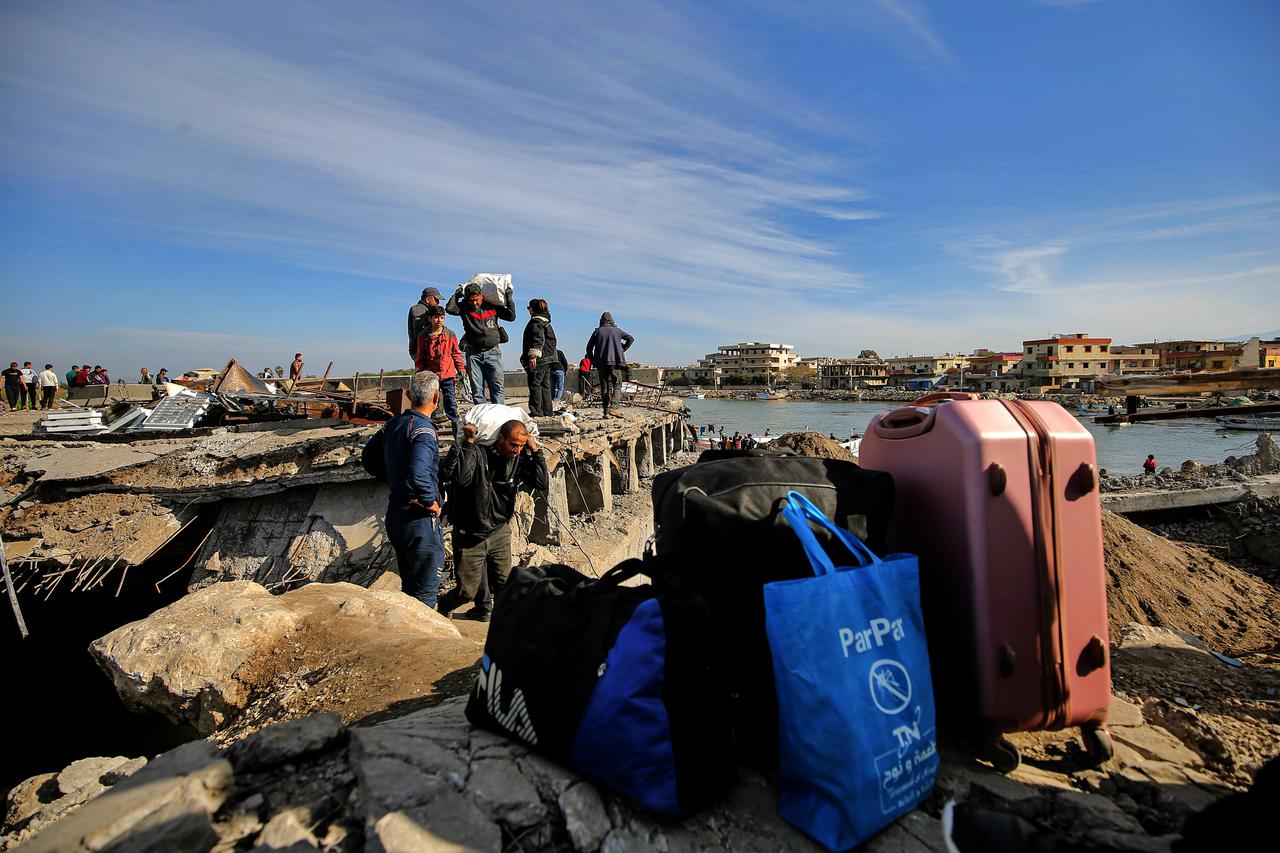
[454,608,491,623]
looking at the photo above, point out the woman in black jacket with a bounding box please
[522,299,557,416]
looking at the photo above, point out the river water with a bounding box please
[683,399,1264,476]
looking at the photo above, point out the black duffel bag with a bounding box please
[466,559,735,818]
[648,455,894,768]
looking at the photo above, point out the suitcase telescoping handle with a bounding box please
[781,490,882,577]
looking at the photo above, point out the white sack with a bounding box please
[461,273,513,306]
[462,403,539,445]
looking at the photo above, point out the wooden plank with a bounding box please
[1094,401,1280,425]
[1097,367,1280,396]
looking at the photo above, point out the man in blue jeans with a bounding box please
[446,281,516,403]
[360,370,446,608]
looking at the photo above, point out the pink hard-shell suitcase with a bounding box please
[860,393,1112,771]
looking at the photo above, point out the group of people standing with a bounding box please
[3,362,59,410]
[362,371,548,621]
[407,283,636,422]
[376,280,639,621]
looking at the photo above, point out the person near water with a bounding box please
[415,306,465,435]
[290,353,304,382]
[447,281,517,404]
[585,312,634,419]
[360,370,445,608]
[521,298,558,417]
[438,420,549,622]
[1143,455,1157,474]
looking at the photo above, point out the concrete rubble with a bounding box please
[9,627,1271,853]
[1,404,692,594]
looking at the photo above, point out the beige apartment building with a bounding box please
[1108,345,1160,374]
[884,353,971,375]
[1018,333,1113,388]
[818,358,889,390]
[687,341,799,385]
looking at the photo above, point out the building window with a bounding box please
[1068,363,1075,369]
[1066,346,1074,352]
[1084,346,1092,352]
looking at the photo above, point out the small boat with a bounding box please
[688,392,706,399]
[756,390,783,400]
[840,436,862,456]
[1215,415,1280,431]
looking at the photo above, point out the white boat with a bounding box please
[757,390,783,400]
[1215,415,1280,431]
[841,437,862,456]
[688,392,706,399]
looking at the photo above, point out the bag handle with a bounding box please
[781,490,882,577]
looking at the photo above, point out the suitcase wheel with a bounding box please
[976,737,1021,774]
[1081,725,1114,766]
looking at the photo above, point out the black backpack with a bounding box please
[647,455,894,768]
[466,559,735,818]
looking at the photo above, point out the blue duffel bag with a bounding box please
[764,491,939,851]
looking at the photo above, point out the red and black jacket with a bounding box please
[446,290,516,351]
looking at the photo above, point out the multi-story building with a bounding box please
[1018,333,1113,389]
[885,353,971,375]
[966,349,1025,392]
[1264,346,1280,369]
[686,341,798,385]
[1126,339,1242,371]
[1107,345,1160,375]
[817,358,888,390]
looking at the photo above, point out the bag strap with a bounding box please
[781,490,882,577]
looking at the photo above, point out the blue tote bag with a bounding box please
[764,491,939,851]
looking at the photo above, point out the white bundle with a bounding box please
[461,273,513,306]
[462,403,540,445]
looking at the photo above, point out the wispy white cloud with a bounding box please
[869,0,954,66]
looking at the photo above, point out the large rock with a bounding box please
[91,580,465,735]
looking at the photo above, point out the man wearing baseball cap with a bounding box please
[407,287,446,362]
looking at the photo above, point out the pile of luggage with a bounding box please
[466,394,1112,851]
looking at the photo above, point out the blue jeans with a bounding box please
[439,377,460,434]
[465,346,505,404]
[550,369,565,402]
[386,504,444,608]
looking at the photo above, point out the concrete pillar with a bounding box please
[672,419,686,453]
[635,430,654,478]
[610,438,640,495]
[529,465,571,545]
[650,426,667,467]
[566,453,611,515]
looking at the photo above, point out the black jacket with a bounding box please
[446,289,517,351]
[585,312,634,367]
[522,314,558,367]
[444,442,549,537]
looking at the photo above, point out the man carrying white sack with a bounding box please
[438,418,548,621]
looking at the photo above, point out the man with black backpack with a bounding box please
[438,419,549,621]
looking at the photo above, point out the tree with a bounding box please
[858,349,880,360]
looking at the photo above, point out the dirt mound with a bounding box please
[1102,509,1280,654]
[772,431,856,461]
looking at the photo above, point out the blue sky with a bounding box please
[1,0,1277,374]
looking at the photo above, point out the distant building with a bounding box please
[1018,333,1113,389]
[1264,347,1280,369]
[687,342,798,386]
[818,358,888,390]
[883,353,970,390]
[1125,339,1243,372]
[968,349,1025,392]
[1107,345,1160,375]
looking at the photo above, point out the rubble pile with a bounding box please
[1101,509,1280,654]
[1141,496,1280,584]
[770,431,857,461]
[1101,433,1280,493]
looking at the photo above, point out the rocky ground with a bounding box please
[4,416,1280,851]
[1100,433,1279,493]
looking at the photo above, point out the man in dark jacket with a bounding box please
[438,420,549,621]
[521,298,557,417]
[407,287,445,361]
[446,282,517,404]
[360,371,446,608]
[585,312,634,418]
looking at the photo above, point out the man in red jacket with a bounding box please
[416,306,466,435]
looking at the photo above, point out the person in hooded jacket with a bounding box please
[521,298,558,417]
[585,312,634,418]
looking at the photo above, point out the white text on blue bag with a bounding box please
[839,617,905,657]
